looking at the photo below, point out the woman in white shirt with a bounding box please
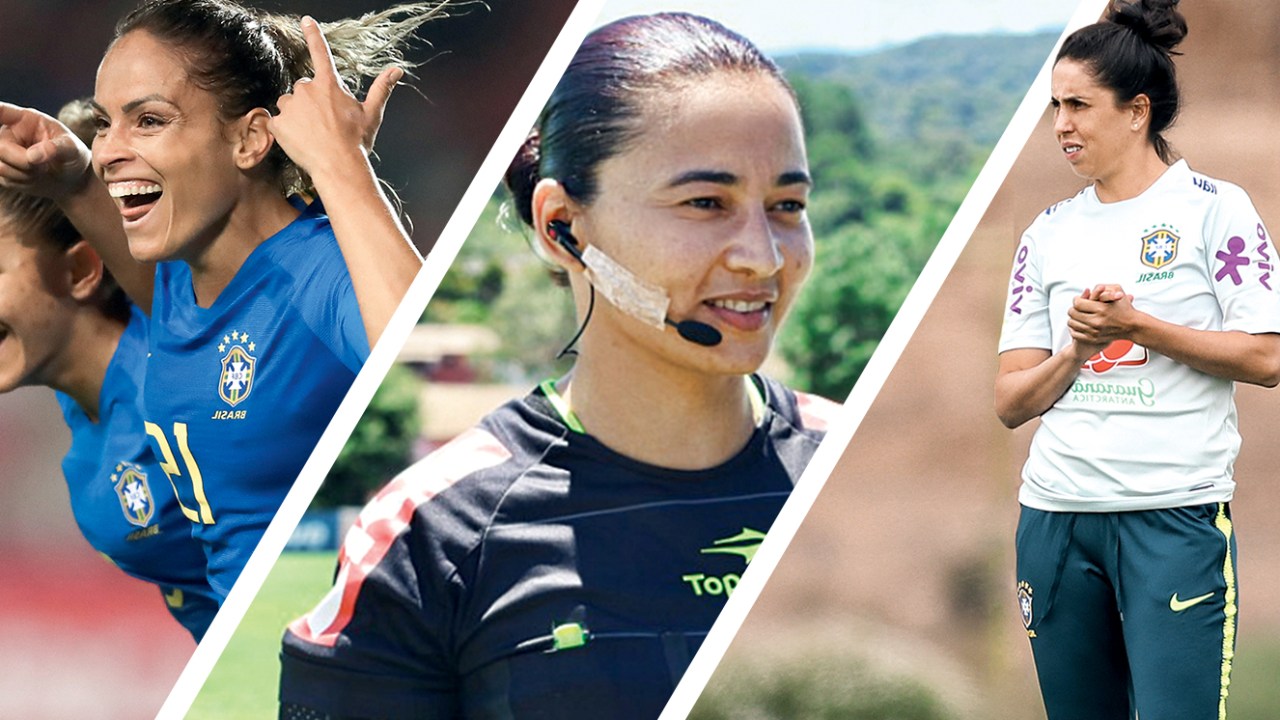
[995,1,1280,717]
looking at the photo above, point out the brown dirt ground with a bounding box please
[717,2,1280,717]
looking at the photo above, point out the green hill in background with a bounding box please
[425,30,1063,399]
[776,31,1059,398]
[781,31,1058,147]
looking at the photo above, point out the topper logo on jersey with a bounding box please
[112,461,155,527]
[216,330,257,407]
[1082,339,1148,374]
[1140,225,1179,270]
[681,527,766,598]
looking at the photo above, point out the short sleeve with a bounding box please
[278,425,517,719]
[1205,187,1280,335]
[278,520,460,719]
[998,222,1052,353]
[328,274,371,370]
[283,205,371,373]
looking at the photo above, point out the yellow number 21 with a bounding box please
[144,421,215,525]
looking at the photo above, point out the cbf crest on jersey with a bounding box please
[217,329,257,407]
[113,461,155,527]
[1140,224,1180,269]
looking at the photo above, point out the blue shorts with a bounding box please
[1015,503,1237,720]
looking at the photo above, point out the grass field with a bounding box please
[187,551,337,719]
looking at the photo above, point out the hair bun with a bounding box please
[1110,0,1187,53]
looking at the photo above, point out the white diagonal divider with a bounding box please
[155,1,608,716]
[657,0,1109,717]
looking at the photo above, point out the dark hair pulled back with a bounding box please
[114,0,457,197]
[1057,0,1188,163]
[503,12,793,228]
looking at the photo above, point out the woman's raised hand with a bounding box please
[269,16,403,183]
[0,103,92,200]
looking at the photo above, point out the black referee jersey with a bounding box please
[280,375,834,719]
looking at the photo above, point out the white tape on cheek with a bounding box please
[581,244,670,331]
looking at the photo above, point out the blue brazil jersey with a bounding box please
[57,304,219,641]
[144,199,368,598]
[280,376,837,719]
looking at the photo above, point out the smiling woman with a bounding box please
[0,171,219,642]
[0,0,441,605]
[92,28,281,278]
[534,73,813,400]
[278,12,838,720]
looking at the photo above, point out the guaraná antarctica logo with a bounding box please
[1074,340,1157,407]
[682,527,767,598]
[113,461,155,527]
[217,329,257,408]
[1140,223,1179,270]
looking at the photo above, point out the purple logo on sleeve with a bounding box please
[1215,236,1250,285]
[1255,223,1273,290]
[1009,245,1030,315]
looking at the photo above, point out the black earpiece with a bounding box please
[547,220,585,265]
[543,218,722,348]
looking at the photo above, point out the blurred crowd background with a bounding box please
[0,0,573,716]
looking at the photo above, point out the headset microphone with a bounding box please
[665,317,722,347]
[547,221,722,347]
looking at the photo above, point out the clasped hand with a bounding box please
[1067,283,1140,359]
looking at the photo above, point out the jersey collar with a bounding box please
[537,375,767,435]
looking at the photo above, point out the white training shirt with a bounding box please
[999,160,1280,512]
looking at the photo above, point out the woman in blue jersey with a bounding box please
[995,1,1280,717]
[0,0,437,600]
[280,13,838,719]
[0,102,217,640]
